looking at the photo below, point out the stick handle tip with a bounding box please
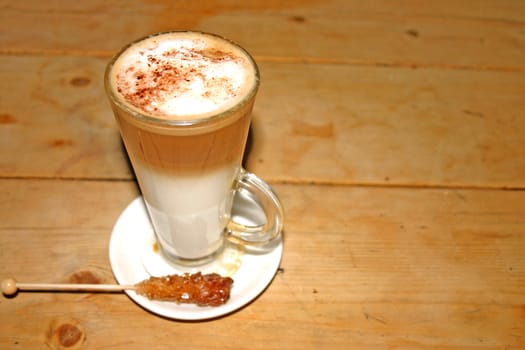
[1,278,18,296]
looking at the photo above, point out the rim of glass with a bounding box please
[104,31,260,129]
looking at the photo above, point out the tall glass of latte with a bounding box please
[105,31,283,265]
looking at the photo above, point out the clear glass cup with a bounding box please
[104,31,283,266]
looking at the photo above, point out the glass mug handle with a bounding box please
[227,169,284,245]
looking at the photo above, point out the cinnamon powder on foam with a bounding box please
[113,37,250,119]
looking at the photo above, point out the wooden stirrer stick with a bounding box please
[1,278,135,296]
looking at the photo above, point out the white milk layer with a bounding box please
[110,32,257,119]
[134,161,239,260]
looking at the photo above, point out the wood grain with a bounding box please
[0,179,523,348]
[1,1,524,349]
[1,56,524,187]
[0,0,524,70]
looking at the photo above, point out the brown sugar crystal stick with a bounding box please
[1,272,234,307]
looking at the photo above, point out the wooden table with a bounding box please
[1,1,524,348]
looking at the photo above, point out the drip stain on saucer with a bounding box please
[215,242,244,277]
[147,238,244,277]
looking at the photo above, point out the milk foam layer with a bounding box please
[110,32,257,119]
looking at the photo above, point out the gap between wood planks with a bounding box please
[1,174,524,192]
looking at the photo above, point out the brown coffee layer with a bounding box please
[114,104,252,175]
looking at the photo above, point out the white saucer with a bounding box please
[109,196,283,320]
